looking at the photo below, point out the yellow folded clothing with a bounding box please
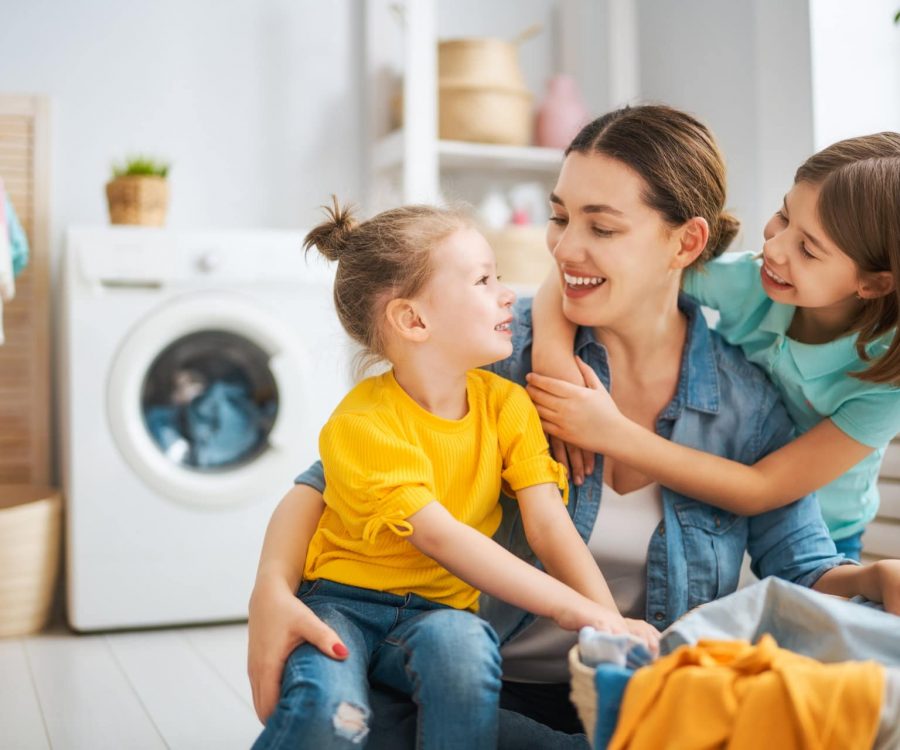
[610,634,884,750]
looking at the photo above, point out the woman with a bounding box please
[249,106,900,747]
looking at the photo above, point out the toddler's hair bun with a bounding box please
[303,195,358,262]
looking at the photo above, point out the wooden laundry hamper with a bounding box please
[569,644,599,744]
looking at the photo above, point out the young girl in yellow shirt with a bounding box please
[251,199,655,750]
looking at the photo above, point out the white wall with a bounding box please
[636,0,814,254]
[809,0,900,149]
[0,0,363,255]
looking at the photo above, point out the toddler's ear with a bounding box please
[385,298,429,342]
[858,271,895,300]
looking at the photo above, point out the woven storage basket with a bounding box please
[437,37,532,146]
[0,486,61,637]
[106,175,169,226]
[569,644,599,744]
[438,38,527,90]
[438,85,532,145]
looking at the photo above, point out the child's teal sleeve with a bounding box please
[683,252,764,312]
[832,390,900,449]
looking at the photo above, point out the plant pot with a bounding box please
[106,175,169,226]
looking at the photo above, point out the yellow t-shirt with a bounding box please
[304,368,568,611]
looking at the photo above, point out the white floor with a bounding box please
[1,620,261,750]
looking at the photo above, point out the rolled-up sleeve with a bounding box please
[497,383,568,504]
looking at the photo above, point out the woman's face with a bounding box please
[546,152,683,329]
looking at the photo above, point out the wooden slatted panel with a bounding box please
[0,96,50,484]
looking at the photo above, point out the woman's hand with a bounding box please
[624,618,661,657]
[247,579,348,723]
[527,357,625,455]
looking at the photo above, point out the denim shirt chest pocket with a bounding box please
[673,499,748,610]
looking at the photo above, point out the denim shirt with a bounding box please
[294,295,850,641]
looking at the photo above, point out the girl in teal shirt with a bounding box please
[529,131,900,560]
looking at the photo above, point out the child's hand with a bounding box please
[247,579,348,723]
[526,357,624,455]
[624,618,661,657]
[553,596,628,635]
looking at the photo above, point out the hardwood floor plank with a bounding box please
[182,623,256,711]
[24,633,166,749]
[107,629,259,750]
[0,638,50,749]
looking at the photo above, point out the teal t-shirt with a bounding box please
[683,251,900,540]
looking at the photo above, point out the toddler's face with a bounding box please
[416,226,516,370]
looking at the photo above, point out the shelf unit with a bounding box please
[362,0,638,210]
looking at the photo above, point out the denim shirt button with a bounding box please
[654,612,665,622]
[658,523,665,537]
[714,515,721,528]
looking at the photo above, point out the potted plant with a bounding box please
[105,156,171,226]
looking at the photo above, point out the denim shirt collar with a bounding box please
[572,293,720,418]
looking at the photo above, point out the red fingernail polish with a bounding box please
[333,643,349,657]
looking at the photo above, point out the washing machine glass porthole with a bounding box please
[141,330,279,472]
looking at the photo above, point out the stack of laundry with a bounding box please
[579,578,900,750]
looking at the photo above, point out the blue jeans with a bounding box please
[833,531,864,561]
[252,579,502,750]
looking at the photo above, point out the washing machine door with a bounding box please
[107,291,309,506]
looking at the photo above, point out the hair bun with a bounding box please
[708,210,740,258]
[303,195,358,262]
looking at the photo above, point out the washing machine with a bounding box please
[60,226,353,631]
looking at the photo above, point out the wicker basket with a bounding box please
[0,486,61,638]
[106,175,169,226]
[438,38,527,90]
[437,37,532,146]
[569,644,599,744]
[438,85,532,145]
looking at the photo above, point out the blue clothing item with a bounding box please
[295,296,851,639]
[252,579,502,750]
[833,530,864,561]
[684,253,900,540]
[593,664,632,750]
[145,379,274,468]
[661,576,900,665]
[483,294,853,637]
[6,195,29,277]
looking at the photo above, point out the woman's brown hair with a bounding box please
[795,133,900,385]
[303,197,469,373]
[566,104,739,263]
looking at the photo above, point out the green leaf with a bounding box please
[110,155,170,179]
[895,8,900,23]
